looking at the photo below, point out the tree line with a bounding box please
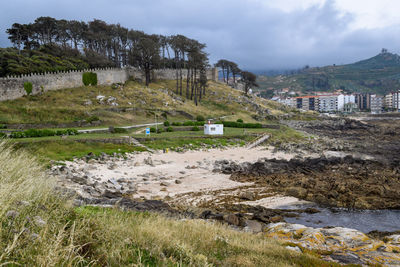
[216,59,258,95]
[4,17,212,104]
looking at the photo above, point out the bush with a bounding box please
[150,127,156,133]
[163,121,170,127]
[0,124,6,129]
[24,82,33,96]
[86,115,100,123]
[196,115,205,122]
[0,132,6,138]
[221,121,262,128]
[113,128,128,134]
[171,122,182,126]
[82,72,98,86]
[237,119,244,123]
[183,121,195,126]
[156,128,164,134]
[191,126,200,131]
[9,128,79,138]
[166,126,174,132]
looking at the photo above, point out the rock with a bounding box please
[102,189,123,198]
[286,187,308,199]
[160,182,170,187]
[108,163,118,170]
[244,220,263,233]
[144,157,154,166]
[6,210,19,219]
[285,246,302,253]
[175,179,182,184]
[239,191,256,201]
[224,214,240,226]
[34,216,46,227]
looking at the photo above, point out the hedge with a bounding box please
[82,72,98,86]
[222,121,262,128]
[9,128,79,138]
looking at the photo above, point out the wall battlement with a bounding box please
[0,67,218,101]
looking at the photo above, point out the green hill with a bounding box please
[257,51,400,96]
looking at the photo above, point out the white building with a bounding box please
[337,94,356,111]
[370,94,383,114]
[204,124,223,135]
[393,92,400,110]
[319,95,338,112]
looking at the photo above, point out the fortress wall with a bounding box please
[0,67,218,101]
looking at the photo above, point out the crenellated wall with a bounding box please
[0,67,218,101]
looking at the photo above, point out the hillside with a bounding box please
[257,51,400,96]
[0,80,291,127]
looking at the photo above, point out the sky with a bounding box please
[1,0,400,70]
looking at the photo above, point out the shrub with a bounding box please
[0,124,6,129]
[86,115,100,123]
[171,122,182,126]
[113,128,128,134]
[0,132,6,138]
[191,126,200,131]
[166,126,174,132]
[156,128,164,134]
[163,121,170,127]
[150,127,156,133]
[196,115,205,122]
[237,119,244,123]
[183,121,194,126]
[82,72,98,86]
[9,128,79,139]
[24,82,33,95]
[221,121,262,128]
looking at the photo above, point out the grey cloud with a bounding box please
[1,0,399,70]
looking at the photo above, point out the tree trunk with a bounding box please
[186,68,190,99]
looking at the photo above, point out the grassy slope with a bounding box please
[0,141,344,266]
[0,80,289,125]
[257,52,400,96]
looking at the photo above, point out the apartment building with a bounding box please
[385,93,393,109]
[370,94,383,114]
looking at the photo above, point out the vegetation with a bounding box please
[4,17,210,105]
[0,80,289,126]
[257,50,400,96]
[82,72,97,86]
[23,82,32,95]
[9,128,78,138]
[13,140,145,162]
[221,121,263,128]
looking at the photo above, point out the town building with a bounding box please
[393,91,400,111]
[385,93,393,109]
[355,93,371,111]
[370,95,383,114]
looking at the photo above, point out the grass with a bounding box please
[12,140,146,163]
[4,125,305,163]
[0,140,347,266]
[0,80,288,126]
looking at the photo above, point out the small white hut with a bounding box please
[204,122,223,135]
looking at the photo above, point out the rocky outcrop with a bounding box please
[266,222,400,266]
[217,156,400,209]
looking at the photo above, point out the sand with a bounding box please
[66,146,306,202]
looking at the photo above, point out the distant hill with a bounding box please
[257,51,400,96]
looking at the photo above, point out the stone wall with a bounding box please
[0,67,218,101]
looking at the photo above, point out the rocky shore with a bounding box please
[50,115,400,266]
[216,156,400,209]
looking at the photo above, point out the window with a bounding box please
[211,127,216,131]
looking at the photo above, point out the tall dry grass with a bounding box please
[0,141,334,266]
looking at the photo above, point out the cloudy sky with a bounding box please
[1,0,400,70]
